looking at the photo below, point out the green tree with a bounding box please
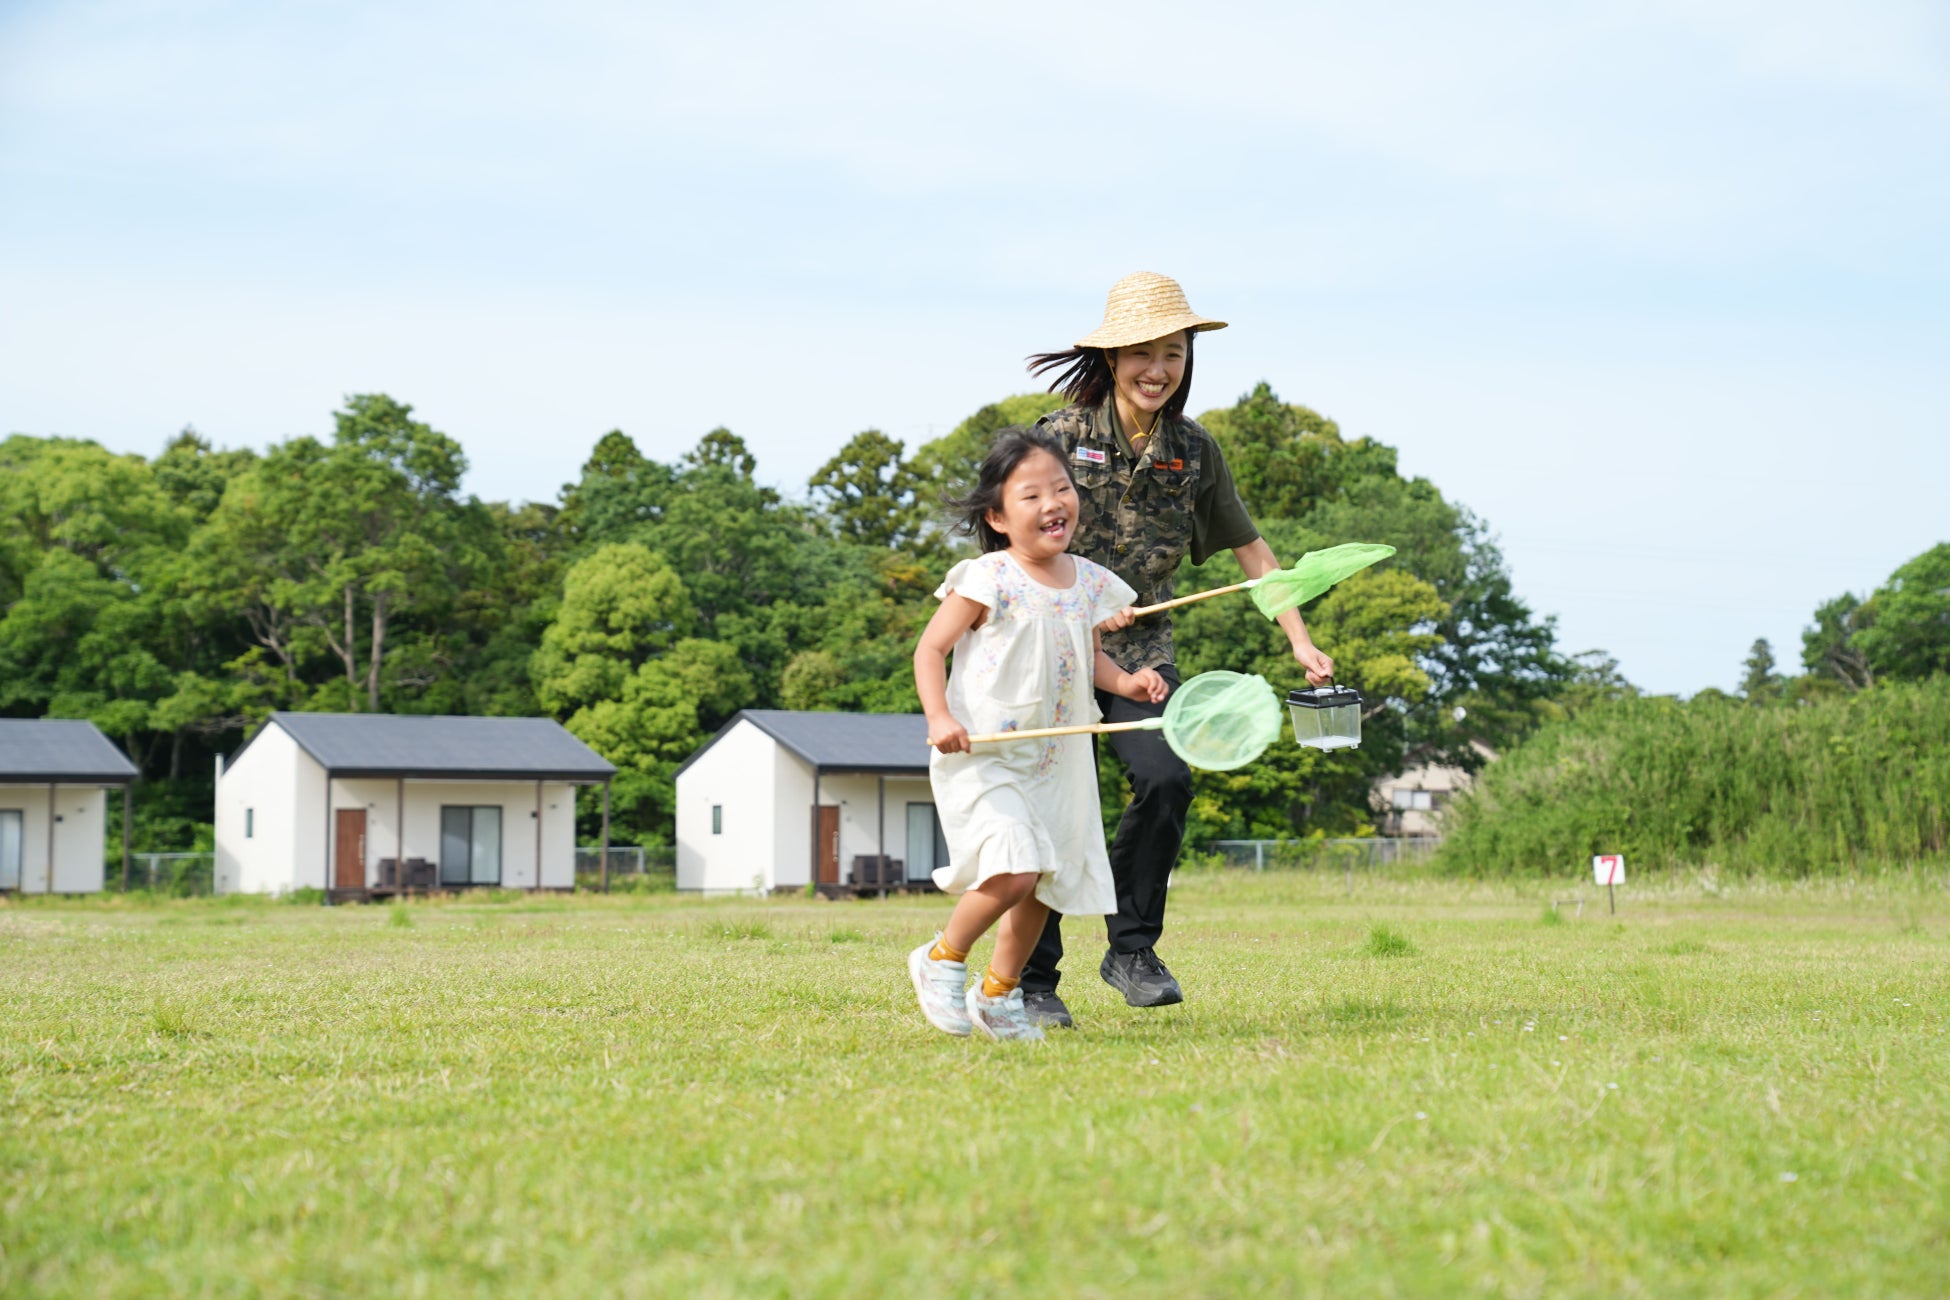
[1197,381,1395,521]
[557,430,673,547]
[910,392,1069,511]
[809,429,934,553]
[189,395,480,713]
[1855,544,1950,682]
[1740,638,1783,703]
[1802,593,1875,691]
[0,436,193,768]
[533,543,753,841]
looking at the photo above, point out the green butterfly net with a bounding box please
[1247,542,1397,619]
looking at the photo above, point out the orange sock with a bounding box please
[982,967,1021,998]
[930,936,969,963]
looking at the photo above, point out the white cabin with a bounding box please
[1372,741,1496,837]
[214,713,615,899]
[0,720,139,894]
[675,711,940,894]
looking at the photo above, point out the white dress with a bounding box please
[928,551,1136,915]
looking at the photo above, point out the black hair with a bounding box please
[945,426,1069,553]
[1025,329,1197,422]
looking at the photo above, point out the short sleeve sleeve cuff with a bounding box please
[935,556,1000,610]
[1083,559,1138,624]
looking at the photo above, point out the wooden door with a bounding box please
[334,808,367,890]
[817,806,840,885]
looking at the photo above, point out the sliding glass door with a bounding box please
[439,806,503,886]
[0,810,20,890]
[905,803,949,884]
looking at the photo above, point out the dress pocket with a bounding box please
[973,693,1047,739]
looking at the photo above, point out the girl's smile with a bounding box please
[984,448,1079,573]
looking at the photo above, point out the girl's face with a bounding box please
[1111,330,1188,422]
[985,448,1079,561]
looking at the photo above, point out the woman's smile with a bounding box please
[1112,331,1188,434]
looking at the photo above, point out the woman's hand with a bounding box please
[1097,605,1137,633]
[1293,641,1335,687]
[1121,668,1170,704]
[926,712,970,754]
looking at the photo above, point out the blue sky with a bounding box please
[3,1,1945,695]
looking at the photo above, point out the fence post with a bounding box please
[1255,842,1264,872]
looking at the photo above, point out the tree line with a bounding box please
[1734,542,1950,704]
[6,383,1603,849]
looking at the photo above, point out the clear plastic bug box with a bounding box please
[1286,685,1364,750]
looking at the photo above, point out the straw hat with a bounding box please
[1074,271,1228,350]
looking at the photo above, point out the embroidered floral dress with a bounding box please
[928,551,1135,915]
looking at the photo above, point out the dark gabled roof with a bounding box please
[0,720,139,782]
[236,713,615,781]
[675,710,930,779]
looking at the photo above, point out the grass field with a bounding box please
[4,872,1948,1297]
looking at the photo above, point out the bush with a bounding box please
[1436,678,1950,875]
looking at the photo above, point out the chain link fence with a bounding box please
[1197,837,1442,893]
[114,852,217,897]
[575,845,675,893]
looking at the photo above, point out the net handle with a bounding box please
[1127,578,1256,618]
[929,719,1161,748]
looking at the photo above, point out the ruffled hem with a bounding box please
[930,821,1052,895]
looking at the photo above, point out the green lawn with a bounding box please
[3,872,1947,1297]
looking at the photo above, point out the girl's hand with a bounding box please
[1097,605,1137,633]
[1293,641,1335,687]
[1123,668,1169,704]
[927,713,970,754]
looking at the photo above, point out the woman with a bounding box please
[1018,271,1335,1028]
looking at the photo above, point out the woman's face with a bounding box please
[985,448,1079,561]
[1111,330,1189,423]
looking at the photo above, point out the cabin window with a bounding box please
[1391,789,1435,811]
[439,806,504,886]
[245,808,254,839]
[711,805,723,835]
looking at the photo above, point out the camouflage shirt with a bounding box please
[1036,401,1259,672]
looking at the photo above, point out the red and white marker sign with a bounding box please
[1592,854,1625,886]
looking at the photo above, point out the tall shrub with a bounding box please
[1435,679,1950,875]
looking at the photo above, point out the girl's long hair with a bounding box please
[945,426,1068,554]
[1026,330,1197,421]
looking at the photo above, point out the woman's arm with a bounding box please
[1233,537,1335,684]
[916,593,986,752]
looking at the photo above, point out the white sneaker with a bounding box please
[908,936,972,1036]
[965,983,1045,1042]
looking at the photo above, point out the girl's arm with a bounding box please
[1092,629,1169,703]
[916,593,987,752]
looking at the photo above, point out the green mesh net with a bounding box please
[1157,670,1285,771]
[1249,543,1397,620]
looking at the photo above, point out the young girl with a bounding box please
[910,428,1167,1041]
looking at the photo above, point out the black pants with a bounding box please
[1021,665,1191,994]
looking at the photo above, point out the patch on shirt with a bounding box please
[1073,447,1107,465]
[1153,458,1185,472]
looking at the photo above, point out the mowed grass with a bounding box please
[3,873,1948,1297]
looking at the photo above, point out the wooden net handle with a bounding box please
[1126,579,1255,618]
[928,719,1160,748]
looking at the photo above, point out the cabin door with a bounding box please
[817,806,840,885]
[334,808,367,890]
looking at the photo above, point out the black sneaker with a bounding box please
[1021,989,1075,1029]
[1100,947,1184,1008]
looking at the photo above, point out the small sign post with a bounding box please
[1592,854,1624,914]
